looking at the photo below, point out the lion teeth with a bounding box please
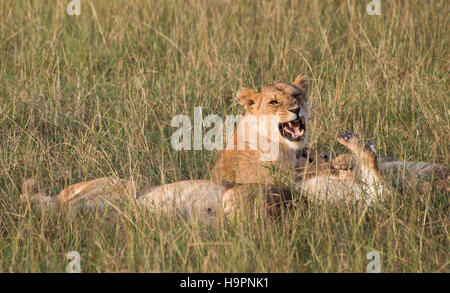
[288,121,293,128]
[299,129,304,136]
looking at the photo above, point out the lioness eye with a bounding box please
[269,100,279,105]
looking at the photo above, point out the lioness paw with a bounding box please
[337,130,366,153]
[364,142,377,156]
[337,130,357,143]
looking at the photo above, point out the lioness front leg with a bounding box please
[337,130,387,201]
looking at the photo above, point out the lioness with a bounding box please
[21,74,448,219]
[211,74,311,184]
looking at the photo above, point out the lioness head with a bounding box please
[236,74,310,150]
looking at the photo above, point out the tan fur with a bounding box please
[330,153,449,194]
[297,132,387,204]
[21,74,448,220]
[211,74,310,183]
[138,180,234,221]
[138,180,295,221]
[21,177,136,212]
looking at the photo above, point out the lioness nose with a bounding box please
[289,107,300,115]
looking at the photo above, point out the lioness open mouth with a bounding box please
[279,115,306,142]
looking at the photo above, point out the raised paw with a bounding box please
[337,130,355,141]
[337,131,380,174]
[337,130,364,154]
[337,130,361,147]
[364,142,377,156]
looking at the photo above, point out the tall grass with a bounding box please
[0,0,448,272]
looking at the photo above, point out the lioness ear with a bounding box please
[236,88,257,111]
[293,74,310,94]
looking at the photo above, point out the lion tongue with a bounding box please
[284,121,303,138]
[293,125,302,137]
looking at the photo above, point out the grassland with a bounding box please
[0,0,448,272]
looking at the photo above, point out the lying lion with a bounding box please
[21,74,448,220]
